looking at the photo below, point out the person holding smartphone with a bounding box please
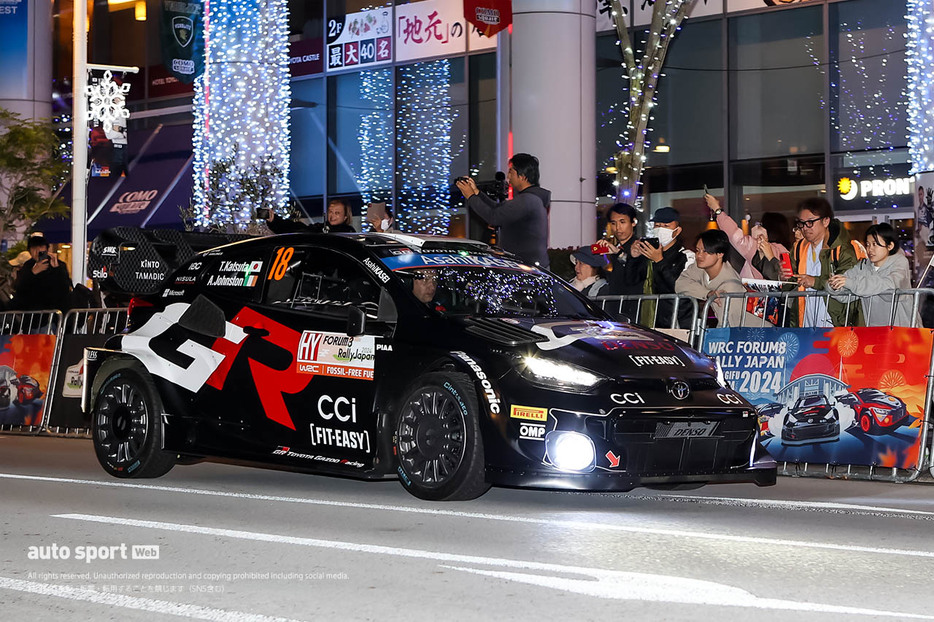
[11,235,72,312]
[632,207,695,329]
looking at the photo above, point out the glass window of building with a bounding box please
[395,58,468,236]
[646,18,723,168]
[327,68,394,218]
[729,5,825,160]
[291,0,324,39]
[290,77,326,218]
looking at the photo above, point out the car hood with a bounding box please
[465,317,715,378]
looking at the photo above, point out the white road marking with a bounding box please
[2,472,934,559]
[0,576,304,622]
[441,565,934,619]
[52,513,933,619]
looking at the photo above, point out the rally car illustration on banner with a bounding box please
[83,233,775,500]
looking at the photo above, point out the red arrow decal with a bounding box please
[605,451,620,468]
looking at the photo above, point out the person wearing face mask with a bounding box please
[630,206,695,329]
[826,223,916,327]
[366,204,397,233]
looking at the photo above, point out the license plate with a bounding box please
[655,421,718,439]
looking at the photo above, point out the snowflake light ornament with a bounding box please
[86,70,131,132]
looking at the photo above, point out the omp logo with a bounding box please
[519,422,545,440]
[510,405,547,422]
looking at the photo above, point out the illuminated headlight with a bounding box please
[545,431,596,472]
[520,356,605,391]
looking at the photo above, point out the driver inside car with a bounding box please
[411,269,446,312]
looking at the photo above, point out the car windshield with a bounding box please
[394,265,601,319]
[798,396,826,408]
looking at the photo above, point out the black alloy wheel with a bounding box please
[394,371,489,501]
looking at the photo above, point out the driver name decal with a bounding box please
[297,331,376,380]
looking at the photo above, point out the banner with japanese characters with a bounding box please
[703,327,931,470]
[327,7,393,72]
[397,0,469,62]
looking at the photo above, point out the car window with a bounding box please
[264,247,382,318]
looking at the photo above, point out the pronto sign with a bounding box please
[837,176,914,201]
[463,0,511,37]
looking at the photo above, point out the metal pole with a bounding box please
[71,0,88,286]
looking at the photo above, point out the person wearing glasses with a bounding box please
[826,223,917,327]
[676,229,762,327]
[789,197,863,327]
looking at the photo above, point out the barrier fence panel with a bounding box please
[43,308,129,436]
[699,289,934,483]
[0,310,62,435]
[591,294,700,347]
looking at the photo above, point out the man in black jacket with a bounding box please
[455,153,550,269]
[600,203,647,322]
[11,235,72,312]
[266,199,356,234]
[630,207,695,329]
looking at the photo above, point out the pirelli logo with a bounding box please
[510,405,547,422]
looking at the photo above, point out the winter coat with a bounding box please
[826,251,918,327]
[466,185,550,269]
[788,219,862,327]
[676,262,764,327]
[717,212,789,280]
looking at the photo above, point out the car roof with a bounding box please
[199,232,495,257]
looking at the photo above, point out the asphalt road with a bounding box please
[2,434,934,621]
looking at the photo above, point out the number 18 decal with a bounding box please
[269,247,294,281]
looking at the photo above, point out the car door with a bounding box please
[213,243,395,471]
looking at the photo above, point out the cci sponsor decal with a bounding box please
[509,405,547,422]
[452,351,501,414]
[296,331,376,380]
[611,392,645,405]
[518,422,545,441]
[206,260,263,287]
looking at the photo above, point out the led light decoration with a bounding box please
[603,0,692,202]
[357,69,394,228]
[907,0,934,174]
[393,59,461,235]
[86,70,130,133]
[192,0,291,229]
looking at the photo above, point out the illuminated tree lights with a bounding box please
[394,59,461,235]
[357,69,394,227]
[907,0,934,174]
[192,0,291,229]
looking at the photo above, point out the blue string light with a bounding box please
[907,0,934,174]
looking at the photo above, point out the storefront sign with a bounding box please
[397,0,467,62]
[326,8,393,72]
[289,38,324,77]
[463,0,511,38]
[160,0,205,83]
[833,165,914,212]
[0,0,27,100]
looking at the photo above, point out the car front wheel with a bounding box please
[394,371,489,501]
[91,361,175,479]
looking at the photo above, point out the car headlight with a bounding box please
[519,356,605,391]
[545,431,596,472]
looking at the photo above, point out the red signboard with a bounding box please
[463,0,511,37]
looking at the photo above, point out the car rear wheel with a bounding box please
[394,371,490,501]
[91,361,175,479]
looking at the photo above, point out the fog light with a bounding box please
[545,431,595,472]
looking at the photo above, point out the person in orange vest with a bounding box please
[789,197,863,327]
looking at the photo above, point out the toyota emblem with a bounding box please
[669,380,691,400]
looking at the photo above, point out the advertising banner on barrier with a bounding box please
[0,335,56,427]
[46,334,111,429]
[703,327,932,469]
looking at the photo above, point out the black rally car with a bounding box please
[83,232,775,500]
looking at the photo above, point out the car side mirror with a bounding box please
[346,305,366,337]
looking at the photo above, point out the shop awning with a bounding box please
[40,124,193,242]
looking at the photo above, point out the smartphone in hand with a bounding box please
[780,252,793,276]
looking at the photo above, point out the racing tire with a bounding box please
[91,361,175,479]
[859,413,875,434]
[393,371,490,501]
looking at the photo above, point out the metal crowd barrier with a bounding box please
[591,294,701,348]
[697,289,934,484]
[0,308,128,437]
[42,308,129,437]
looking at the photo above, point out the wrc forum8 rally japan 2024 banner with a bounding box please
[703,326,931,470]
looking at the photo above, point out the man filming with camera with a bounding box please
[455,153,550,269]
[11,235,72,312]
